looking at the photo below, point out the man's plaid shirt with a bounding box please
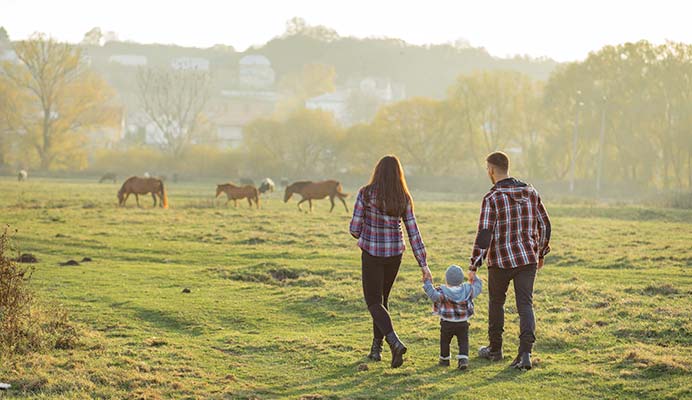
[469,178,551,271]
[350,187,428,268]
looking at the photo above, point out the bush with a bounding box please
[0,228,78,356]
[87,145,242,178]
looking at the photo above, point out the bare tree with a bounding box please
[137,67,212,158]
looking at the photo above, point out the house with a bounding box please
[108,54,147,66]
[305,90,351,124]
[305,77,407,125]
[239,54,275,89]
[171,57,210,71]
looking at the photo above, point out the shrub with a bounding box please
[0,228,78,356]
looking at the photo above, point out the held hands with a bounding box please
[421,266,433,282]
[467,270,476,283]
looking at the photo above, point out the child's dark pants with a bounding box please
[440,320,469,358]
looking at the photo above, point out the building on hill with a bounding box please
[108,54,147,66]
[239,54,275,89]
[171,57,210,71]
[306,77,407,125]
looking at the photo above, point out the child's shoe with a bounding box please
[457,355,469,370]
[438,356,450,367]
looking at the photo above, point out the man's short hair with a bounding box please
[486,151,510,173]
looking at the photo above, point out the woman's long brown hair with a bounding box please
[364,155,412,217]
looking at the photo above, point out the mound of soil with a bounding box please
[81,257,93,262]
[244,237,267,245]
[182,288,191,293]
[269,268,299,281]
[59,260,80,266]
[14,253,38,263]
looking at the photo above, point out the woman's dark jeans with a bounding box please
[361,250,402,339]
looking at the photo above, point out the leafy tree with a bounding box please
[2,34,117,170]
[244,108,343,177]
[372,97,455,176]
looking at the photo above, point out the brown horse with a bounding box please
[118,177,168,208]
[216,183,260,208]
[284,180,349,212]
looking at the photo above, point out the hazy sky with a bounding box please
[1,0,691,61]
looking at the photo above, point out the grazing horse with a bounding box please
[284,180,349,213]
[17,170,28,182]
[99,172,117,183]
[216,183,260,208]
[259,178,275,194]
[118,177,168,208]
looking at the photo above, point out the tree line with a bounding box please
[1,35,691,193]
[246,40,692,192]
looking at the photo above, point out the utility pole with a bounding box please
[596,96,607,196]
[569,91,583,193]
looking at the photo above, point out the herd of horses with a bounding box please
[115,175,349,212]
[14,170,349,212]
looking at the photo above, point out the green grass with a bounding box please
[0,177,691,400]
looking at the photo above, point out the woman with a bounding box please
[349,155,432,368]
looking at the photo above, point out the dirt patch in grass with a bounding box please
[14,253,38,263]
[622,349,690,375]
[626,284,679,296]
[210,264,325,287]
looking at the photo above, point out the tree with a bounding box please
[2,34,117,170]
[244,108,343,177]
[81,27,102,46]
[137,67,212,158]
[277,63,336,115]
[0,27,9,43]
[372,97,455,176]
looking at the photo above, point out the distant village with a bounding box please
[0,33,407,152]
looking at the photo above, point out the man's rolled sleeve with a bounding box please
[469,196,496,271]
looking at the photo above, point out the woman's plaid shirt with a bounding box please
[469,178,551,271]
[349,187,428,268]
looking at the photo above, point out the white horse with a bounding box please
[17,170,28,182]
[259,178,275,194]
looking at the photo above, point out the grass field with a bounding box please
[0,177,691,400]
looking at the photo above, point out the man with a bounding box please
[467,151,551,370]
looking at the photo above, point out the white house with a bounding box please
[305,90,351,124]
[239,54,275,89]
[108,54,148,66]
[171,57,210,71]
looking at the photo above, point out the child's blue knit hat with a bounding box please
[445,264,465,286]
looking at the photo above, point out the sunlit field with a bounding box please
[1,177,691,399]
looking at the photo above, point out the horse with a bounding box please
[99,172,117,183]
[259,178,275,194]
[216,183,260,208]
[118,176,168,208]
[17,170,28,182]
[284,180,349,213]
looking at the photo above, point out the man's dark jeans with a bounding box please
[488,264,536,354]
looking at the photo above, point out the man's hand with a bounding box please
[421,266,433,282]
[467,270,476,283]
[537,258,544,270]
